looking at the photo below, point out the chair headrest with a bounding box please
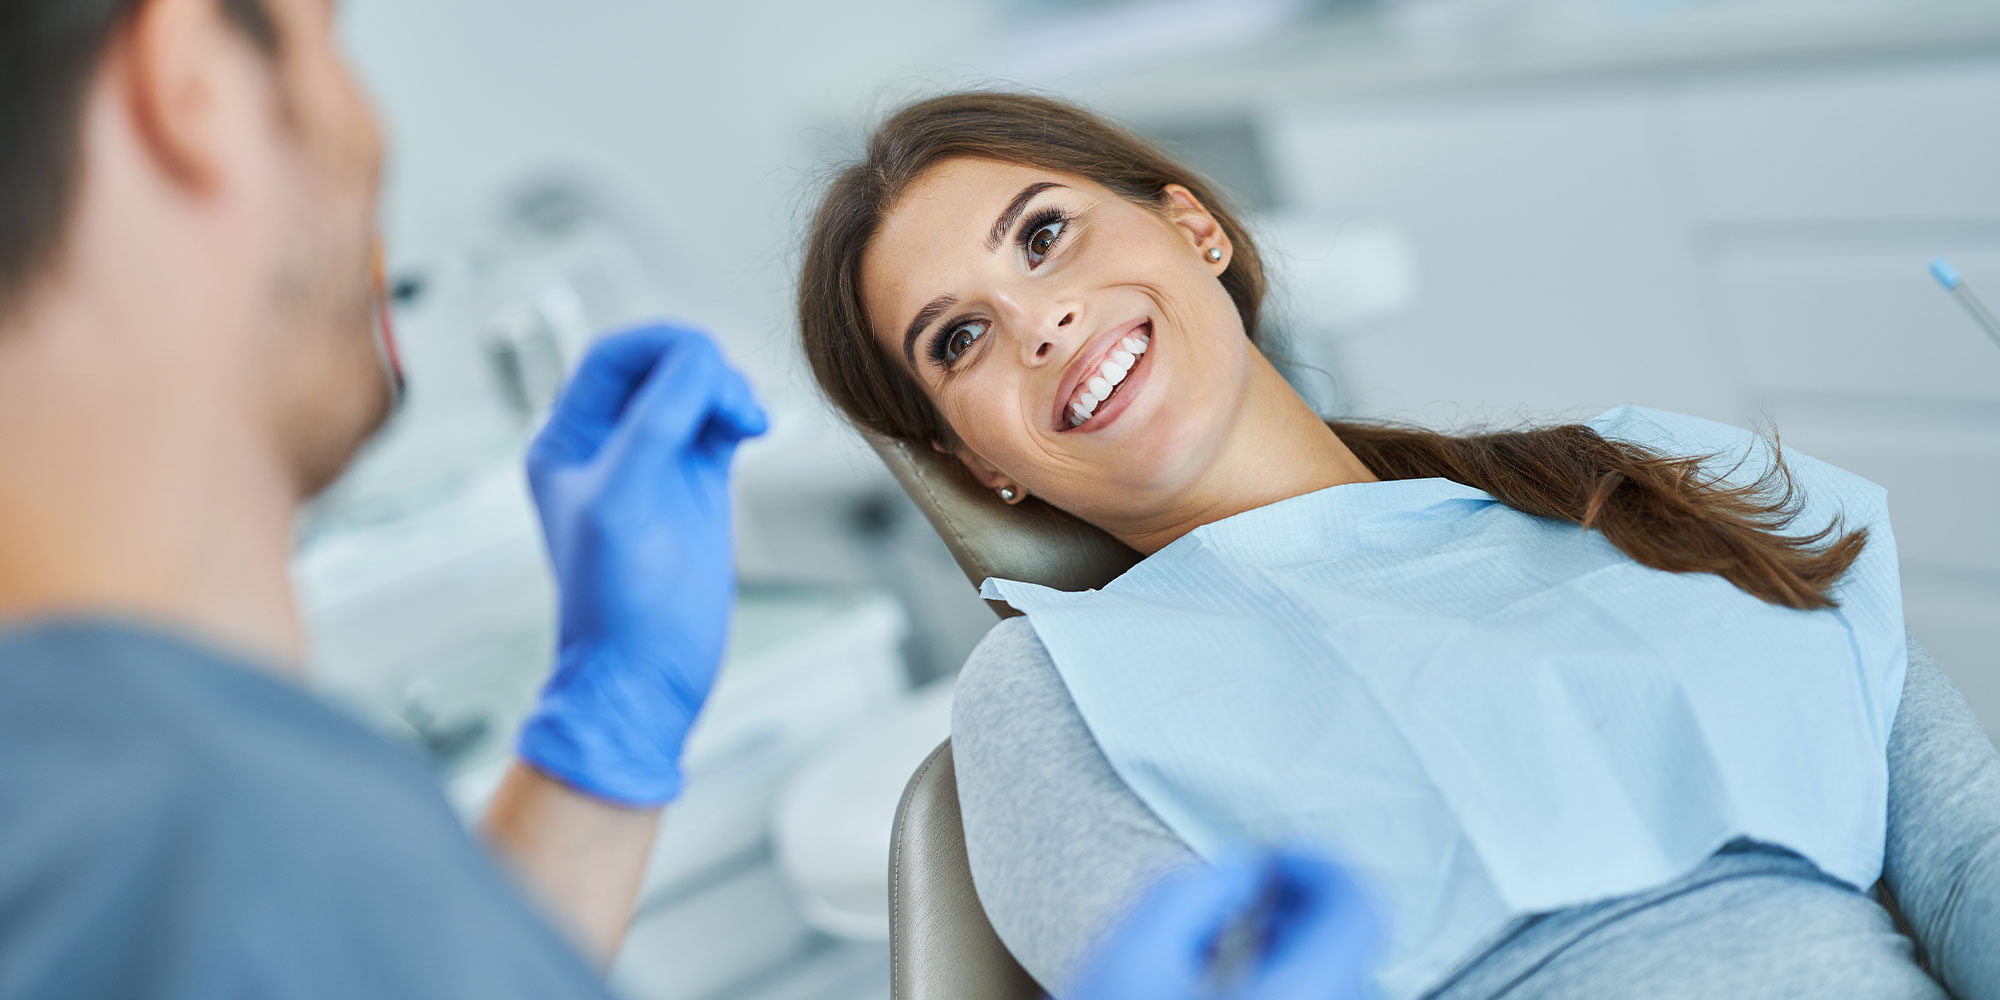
[864,430,1141,618]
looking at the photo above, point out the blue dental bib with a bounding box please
[981,407,1905,1000]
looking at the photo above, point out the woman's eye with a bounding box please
[944,320,989,364]
[1025,219,1065,266]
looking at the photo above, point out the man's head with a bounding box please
[1,0,389,498]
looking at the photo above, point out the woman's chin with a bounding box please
[1083,427,1217,504]
[1051,355,1246,512]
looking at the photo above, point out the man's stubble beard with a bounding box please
[261,184,393,502]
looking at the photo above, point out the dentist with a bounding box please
[0,1,1374,997]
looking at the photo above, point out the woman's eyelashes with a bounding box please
[925,206,1074,372]
[928,318,990,369]
[1019,207,1069,268]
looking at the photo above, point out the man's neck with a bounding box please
[0,300,306,674]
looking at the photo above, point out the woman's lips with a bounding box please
[1060,324,1153,434]
[1052,317,1153,432]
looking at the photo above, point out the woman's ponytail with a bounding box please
[1328,420,1867,610]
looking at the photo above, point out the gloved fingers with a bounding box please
[695,366,770,453]
[614,331,759,460]
[536,323,716,463]
[1244,850,1382,1000]
[1092,856,1273,987]
[717,362,767,432]
[590,342,759,520]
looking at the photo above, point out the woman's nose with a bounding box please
[1005,301,1076,368]
[1022,310,1075,366]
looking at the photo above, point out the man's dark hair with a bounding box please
[0,0,277,317]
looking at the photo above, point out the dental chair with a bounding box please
[874,431,1140,1000]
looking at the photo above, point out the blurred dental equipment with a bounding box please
[1931,258,2000,350]
[307,168,679,537]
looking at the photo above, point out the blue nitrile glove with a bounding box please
[516,323,768,807]
[1067,850,1382,1000]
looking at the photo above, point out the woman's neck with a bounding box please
[1110,353,1378,555]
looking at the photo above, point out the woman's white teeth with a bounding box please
[1067,329,1151,428]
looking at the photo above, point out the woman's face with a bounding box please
[860,157,1253,523]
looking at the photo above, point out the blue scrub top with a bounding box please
[0,619,612,999]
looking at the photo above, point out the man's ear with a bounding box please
[1161,183,1233,272]
[122,0,241,192]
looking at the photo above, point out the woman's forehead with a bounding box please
[876,160,1073,260]
[862,159,1088,340]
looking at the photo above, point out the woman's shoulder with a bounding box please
[950,616,1200,990]
[952,616,1115,794]
[951,612,1195,862]
[954,617,1062,720]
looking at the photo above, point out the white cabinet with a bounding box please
[1673,62,2000,225]
[1266,88,1733,424]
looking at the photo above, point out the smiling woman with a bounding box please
[797,91,1863,600]
[794,92,2000,1000]
[847,153,1355,552]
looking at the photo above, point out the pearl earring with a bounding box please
[1206,247,1224,262]
[998,487,1018,503]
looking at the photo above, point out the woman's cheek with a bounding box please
[942,387,1013,459]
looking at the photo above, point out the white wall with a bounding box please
[341,0,993,373]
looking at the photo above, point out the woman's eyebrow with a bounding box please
[988,182,1066,251]
[898,182,1069,370]
[902,295,958,371]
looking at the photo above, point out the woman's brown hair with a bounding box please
[798,92,1865,610]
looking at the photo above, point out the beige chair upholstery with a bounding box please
[872,430,1140,1000]
[890,740,1043,1000]
[865,431,1141,617]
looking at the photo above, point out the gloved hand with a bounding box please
[1067,850,1383,1000]
[516,323,768,807]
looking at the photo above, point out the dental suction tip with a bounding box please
[1931,257,1963,291]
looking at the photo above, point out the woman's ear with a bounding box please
[935,439,1022,503]
[1161,184,1232,272]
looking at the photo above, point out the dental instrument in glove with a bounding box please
[514,322,768,807]
[1066,850,1383,1000]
